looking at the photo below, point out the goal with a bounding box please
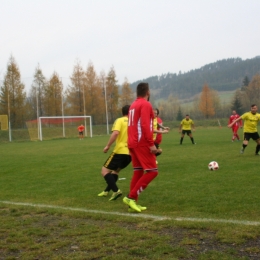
[26,116,92,141]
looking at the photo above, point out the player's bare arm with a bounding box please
[103,131,119,153]
[228,117,242,128]
[158,123,170,130]
[149,144,158,154]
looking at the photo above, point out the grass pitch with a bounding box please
[1,127,260,259]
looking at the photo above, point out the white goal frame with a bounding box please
[39,116,92,141]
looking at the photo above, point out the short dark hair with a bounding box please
[155,108,159,115]
[251,104,257,108]
[186,114,189,116]
[136,82,149,97]
[122,105,130,116]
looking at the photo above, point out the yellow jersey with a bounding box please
[153,118,158,141]
[241,112,260,133]
[180,119,194,130]
[112,116,129,154]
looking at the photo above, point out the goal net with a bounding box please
[26,116,92,141]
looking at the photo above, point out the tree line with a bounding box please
[132,57,260,100]
[0,56,134,129]
[1,56,260,130]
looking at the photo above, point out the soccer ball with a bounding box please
[208,161,219,171]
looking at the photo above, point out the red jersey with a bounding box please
[228,114,242,127]
[155,117,163,144]
[128,97,154,148]
[78,125,85,132]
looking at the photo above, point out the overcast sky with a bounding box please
[1,0,260,91]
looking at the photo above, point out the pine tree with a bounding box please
[231,90,244,115]
[176,106,183,121]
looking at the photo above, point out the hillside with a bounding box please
[130,56,260,99]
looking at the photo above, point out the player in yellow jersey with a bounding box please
[179,114,196,144]
[98,105,131,201]
[228,104,260,155]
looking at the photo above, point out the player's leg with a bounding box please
[253,133,260,155]
[240,133,249,154]
[109,155,131,201]
[123,148,144,212]
[127,147,158,202]
[233,126,239,141]
[180,131,185,144]
[232,127,236,141]
[98,153,120,197]
[188,131,195,144]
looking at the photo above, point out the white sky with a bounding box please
[1,0,260,91]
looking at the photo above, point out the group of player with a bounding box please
[228,104,260,155]
[96,82,198,213]
[96,81,260,213]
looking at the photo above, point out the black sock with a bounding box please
[104,173,118,192]
[242,144,247,150]
[191,137,194,144]
[255,144,260,154]
[112,174,118,183]
[180,137,183,144]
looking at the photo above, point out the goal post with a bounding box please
[37,116,92,141]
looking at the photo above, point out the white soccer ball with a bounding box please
[208,161,219,171]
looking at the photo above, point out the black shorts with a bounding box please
[243,132,260,141]
[103,153,131,172]
[182,130,191,135]
[79,131,83,135]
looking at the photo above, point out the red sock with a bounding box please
[129,171,158,200]
[130,169,144,192]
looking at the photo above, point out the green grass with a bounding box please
[1,127,260,259]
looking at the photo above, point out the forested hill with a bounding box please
[130,56,260,99]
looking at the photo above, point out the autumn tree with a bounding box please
[27,65,47,119]
[0,56,26,128]
[84,62,104,124]
[199,83,215,118]
[42,72,63,116]
[245,74,260,106]
[65,61,85,115]
[120,78,134,106]
[106,66,119,123]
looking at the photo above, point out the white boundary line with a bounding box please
[1,200,260,226]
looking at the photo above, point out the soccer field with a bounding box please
[1,127,260,259]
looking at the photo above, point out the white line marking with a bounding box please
[1,200,260,225]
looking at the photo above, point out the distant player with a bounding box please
[228,104,260,155]
[179,114,196,144]
[98,105,131,201]
[153,108,169,161]
[228,110,242,142]
[78,124,85,140]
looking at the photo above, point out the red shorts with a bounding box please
[129,146,157,171]
[232,125,239,133]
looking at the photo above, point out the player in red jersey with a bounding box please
[77,124,85,140]
[123,82,158,213]
[228,110,242,142]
